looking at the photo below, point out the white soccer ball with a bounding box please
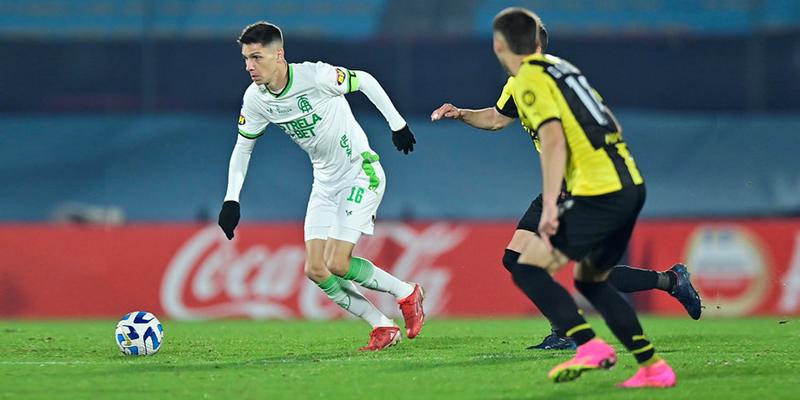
[115,311,164,356]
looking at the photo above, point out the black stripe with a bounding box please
[495,104,518,118]
[606,144,634,187]
[527,60,552,68]
[535,117,561,132]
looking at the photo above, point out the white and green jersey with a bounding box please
[237,61,378,184]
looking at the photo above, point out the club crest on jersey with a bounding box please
[522,90,536,106]
[297,95,313,113]
[238,114,245,125]
[336,68,346,85]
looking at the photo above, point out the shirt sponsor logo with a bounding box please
[238,114,246,125]
[277,113,323,139]
[336,68,346,85]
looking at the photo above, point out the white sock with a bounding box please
[345,257,414,299]
[317,275,393,328]
[339,279,394,327]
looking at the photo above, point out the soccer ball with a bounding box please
[115,311,164,356]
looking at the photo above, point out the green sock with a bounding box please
[318,275,351,310]
[317,275,393,327]
[343,257,413,299]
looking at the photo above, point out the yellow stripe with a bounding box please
[640,355,662,367]
[565,323,591,337]
[615,142,644,185]
[632,335,646,341]
[631,344,654,355]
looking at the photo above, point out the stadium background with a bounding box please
[2,0,800,320]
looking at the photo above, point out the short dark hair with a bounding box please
[492,8,547,55]
[238,22,283,47]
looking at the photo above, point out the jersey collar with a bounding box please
[263,64,294,98]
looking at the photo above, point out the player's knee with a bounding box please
[304,260,328,282]
[324,256,350,277]
[502,249,521,273]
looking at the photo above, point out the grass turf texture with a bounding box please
[0,317,797,399]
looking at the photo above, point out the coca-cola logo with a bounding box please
[160,223,465,320]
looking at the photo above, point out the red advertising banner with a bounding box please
[628,219,800,317]
[0,223,547,319]
[1,219,799,319]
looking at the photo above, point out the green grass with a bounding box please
[0,317,798,399]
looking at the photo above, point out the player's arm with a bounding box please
[430,104,514,131]
[537,120,567,250]
[314,62,415,154]
[514,74,563,249]
[218,90,268,240]
[353,70,416,154]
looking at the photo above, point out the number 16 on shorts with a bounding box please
[347,186,365,204]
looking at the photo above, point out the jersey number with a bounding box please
[347,187,365,204]
[565,75,609,126]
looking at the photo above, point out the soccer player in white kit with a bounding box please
[218,22,425,351]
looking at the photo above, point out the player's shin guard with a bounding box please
[318,275,393,327]
[607,266,659,293]
[511,263,596,345]
[344,257,414,299]
[574,280,658,365]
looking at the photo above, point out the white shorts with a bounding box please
[304,155,386,244]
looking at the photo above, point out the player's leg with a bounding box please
[506,195,575,350]
[608,263,702,319]
[304,181,398,351]
[512,235,617,383]
[571,185,675,387]
[304,238,391,327]
[574,259,675,387]
[320,237,402,350]
[327,158,425,339]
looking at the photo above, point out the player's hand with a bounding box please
[218,200,240,240]
[430,103,463,121]
[392,125,416,155]
[538,202,560,252]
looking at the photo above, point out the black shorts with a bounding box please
[515,184,646,270]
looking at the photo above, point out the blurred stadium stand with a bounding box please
[1,0,799,221]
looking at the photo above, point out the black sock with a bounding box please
[503,250,565,337]
[607,266,659,293]
[511,263,595,345]
[574,280,657,364]
[657,271,677,292]
[502,249,520,273]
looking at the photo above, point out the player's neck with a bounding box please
[506,55,526,76]
[507,52,538,76]
[266,63,289,93]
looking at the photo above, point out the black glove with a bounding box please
[392,125,416,155]
[218,200,240,240]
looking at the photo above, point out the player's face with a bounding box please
[492,32,513,76]
[241,43,283,85]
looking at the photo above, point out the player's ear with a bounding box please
[276,47,285,62]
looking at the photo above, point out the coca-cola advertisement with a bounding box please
[0,222,538,319]
[2,219,799,318]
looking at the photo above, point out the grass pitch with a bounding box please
[0,317,797,399]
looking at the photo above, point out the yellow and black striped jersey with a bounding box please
[495,76,542,151]
[508,53,644,196]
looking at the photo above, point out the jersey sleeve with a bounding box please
[514,70,561,132]
[237,87,269,139]
[495,77,519,118]
[314,61,360,96]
